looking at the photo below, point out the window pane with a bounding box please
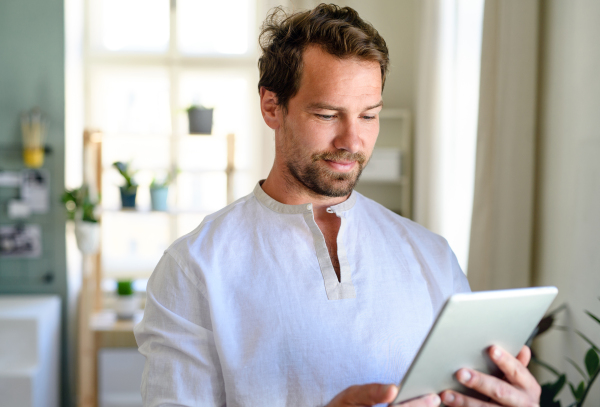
[177,0,253,55]
[90,0,170,53]
[177,136,227,171]
[177,171,227,211]
[101,212,171,278]
[90,68,171,135]
[102,136,171,170]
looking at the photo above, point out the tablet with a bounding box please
[390,286,558,405]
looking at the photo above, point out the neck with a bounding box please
[261,164,351,216]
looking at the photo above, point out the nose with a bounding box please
[333,117,361,154]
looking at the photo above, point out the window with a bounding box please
[83,0,262,280]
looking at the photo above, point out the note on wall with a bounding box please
[21,169,50,214]
[0,224,42,258]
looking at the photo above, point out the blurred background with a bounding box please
[0,0,598,406]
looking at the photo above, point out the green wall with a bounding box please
[0,0,71,405]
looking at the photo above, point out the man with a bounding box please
[135,5,541,407]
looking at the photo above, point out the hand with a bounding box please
[325,383,441,407]
[440,345,541,407]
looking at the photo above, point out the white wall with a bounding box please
[534,0,600,404]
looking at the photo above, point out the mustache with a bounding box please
[312,150,367,164]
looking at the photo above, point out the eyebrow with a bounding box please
[306,100,384,112]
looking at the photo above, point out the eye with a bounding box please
[362,115,377,121]
[317,114,336,120]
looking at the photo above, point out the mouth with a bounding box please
[324,160,357,172]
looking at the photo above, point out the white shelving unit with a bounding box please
[355,108,413,218]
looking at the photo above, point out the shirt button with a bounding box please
[306,204,312,210]
[326,207,334,213]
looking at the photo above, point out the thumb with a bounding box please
[339,383,398,405]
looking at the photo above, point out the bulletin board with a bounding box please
[0,146,65,292]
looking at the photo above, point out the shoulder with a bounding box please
[354,192,450,249]
[165,191,260,265]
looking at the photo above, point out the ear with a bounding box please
[260,87,282,130]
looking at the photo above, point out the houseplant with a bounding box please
[62,185,101,254]
[530,300,600,407]
[150,170,176,211]
[115,279,138,319]
[187,104,213,135]
[112,161,138,209]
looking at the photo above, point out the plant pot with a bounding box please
[119,186,137,209]
[187,107,213,135]
[150,186,169,211]
[74,220,100,254]
[115,295,138,320]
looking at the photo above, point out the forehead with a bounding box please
[294,46,382,107]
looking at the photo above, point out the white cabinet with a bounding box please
[355,109,413,218]
[0,295,61,407]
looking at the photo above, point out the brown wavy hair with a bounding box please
[258,3,389,111]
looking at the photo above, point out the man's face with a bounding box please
[277,46,383,198]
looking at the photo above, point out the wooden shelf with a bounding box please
[90,310,143,332]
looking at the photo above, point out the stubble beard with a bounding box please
[282,123,367,198]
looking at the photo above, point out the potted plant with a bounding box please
[529,299,600,406]
[150,170,176,211]
[62,185,101,254]
[115,279,138,320]
[187,104,214,135]
[112,161,138,209]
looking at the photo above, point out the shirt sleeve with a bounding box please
[450,248,471,294]
[134,251,226,406]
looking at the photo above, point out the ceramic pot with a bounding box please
[74,221,100,254]
[188,107,213,134]
[150,187,169,211]
[119,186,137,208]
[115,295,138,320]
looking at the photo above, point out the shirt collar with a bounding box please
[253,181,357,215]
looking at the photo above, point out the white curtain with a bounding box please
[467,0,540,290]
[414,0,484,272]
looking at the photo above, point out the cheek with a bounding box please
[363,123,380,150]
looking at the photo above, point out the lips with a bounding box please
[325,160,357,172]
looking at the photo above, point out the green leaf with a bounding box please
[540,374,565,406]
[569,381,585,401]
[584,348,600,378]
[546,374,567,396]
[540,383,562,407]
[585,310,600,326]
[567,357,588,380]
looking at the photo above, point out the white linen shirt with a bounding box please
[134,182,470,407]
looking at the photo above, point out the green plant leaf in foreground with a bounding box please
[576,330,600,352]
[540,374,566,407]
[567,357,587,380]
[569,381,585,402]
[585,310,600,326]
[585,348,600,379]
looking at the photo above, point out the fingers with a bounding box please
[453,368,525,406]
[515,345,531,367]
[488,346,539,396]
[440,346,540,407]
[440,390,498,407]
[398,394,441,407]
[330,383,398,406]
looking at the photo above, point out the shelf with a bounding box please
[90,310,143,332]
